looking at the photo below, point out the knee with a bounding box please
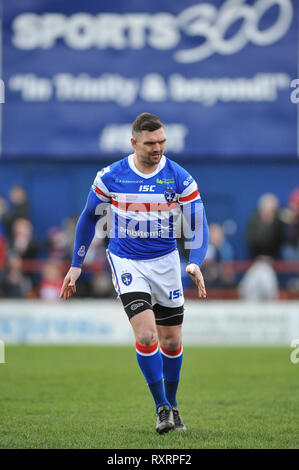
[160,336,181,352]
[137,330,158,347]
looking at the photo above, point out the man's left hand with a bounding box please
[186,264,207,299]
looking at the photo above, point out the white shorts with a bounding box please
[106,249,184,310]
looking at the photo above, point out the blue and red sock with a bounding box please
[160,343,183,407]
[136,341,171,411]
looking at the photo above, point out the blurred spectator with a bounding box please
[0,194,8,220]
[39,261,63,301]
[79,235,112,298]
[280,187,299,293]
[10,218,40,290]
[46,227,69,260]
[206,223,234,261]
[91,271,114,298]
[60,216,78,258]
[281,187,299,261]
[1,188,114,299]
[0,195,8,271]
[246,193,284,260]
[0,254,32,298]
[11,218,39,260]
[44,216,80,262]
[238,256,279,301]
[175,213,195,289]
[0,222,7,271]
[2,185,30,242]
[201,223,235,288]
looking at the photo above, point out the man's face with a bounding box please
[131,127,167,167]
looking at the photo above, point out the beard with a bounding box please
[143,152,162,166]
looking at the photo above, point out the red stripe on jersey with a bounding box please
[160,343,183,357]
[112,200,178,212]
[136,341,159,355]
[179,189,199,203]
[105,252,120,294]
[95,186,111,199]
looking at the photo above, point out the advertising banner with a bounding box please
[2,0,298,159]
[0,300,298,345]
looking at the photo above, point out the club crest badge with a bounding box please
[121,273,132,286]
[164,189,176,203]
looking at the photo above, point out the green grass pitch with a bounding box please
[0,345,298,449]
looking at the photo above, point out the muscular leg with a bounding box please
[157,324,182,351]
[130,309,157,346]
[130,309,171,411]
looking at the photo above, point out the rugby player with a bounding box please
[60,113,209,434]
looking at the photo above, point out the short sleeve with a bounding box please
[91,166,112,202]
[176,167,201,205]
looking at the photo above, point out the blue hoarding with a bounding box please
[1,0,298,159]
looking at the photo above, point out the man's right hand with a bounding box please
[59,267,82,300]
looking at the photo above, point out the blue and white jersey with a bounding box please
[91,154,201,260]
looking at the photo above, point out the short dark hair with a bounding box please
[132,113,163,139]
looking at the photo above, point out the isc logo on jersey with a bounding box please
[139,185,156,192]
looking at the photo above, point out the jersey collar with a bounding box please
[128,154,166,179]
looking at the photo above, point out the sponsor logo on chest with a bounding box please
[138,184,156,192]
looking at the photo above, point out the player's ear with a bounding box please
[131,137,137,150]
